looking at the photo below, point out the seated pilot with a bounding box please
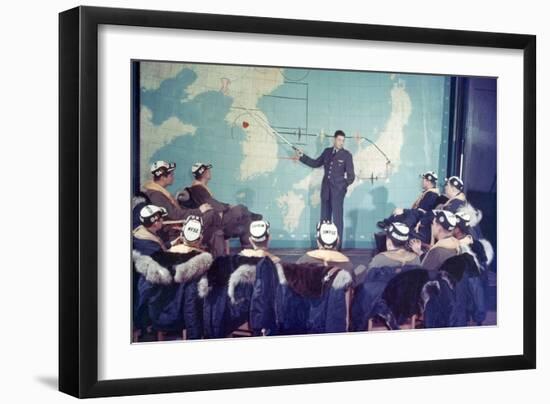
[356,222,420,285]
[350,223,421,332]
[454,210,494,272]
[202,222,355,337]
[412,176,467,244]
[132,191,151,230]
[437,176,467,213]
[454,211,474,247]
[237,220,280,263]
[141,160,226,257]
[296,221,353,272]
[199,220,281,338]
[275,221,354,334]
[409,210,460,271]
[168,215,208,254]
[185,162,262,249]
[420,210,490,328]
[132,214,214,340]
[377,171,440,230]
[132,204,182,256]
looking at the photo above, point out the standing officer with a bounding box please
[295,130,355,250]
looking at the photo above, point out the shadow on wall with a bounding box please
[346,186,395,249]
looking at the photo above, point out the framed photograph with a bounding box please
[59,6,536,398]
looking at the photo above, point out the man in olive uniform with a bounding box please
[410,210,460,271]
[295,130,355,250]
[187,162,263,249]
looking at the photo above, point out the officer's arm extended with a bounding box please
[299,148,327,168]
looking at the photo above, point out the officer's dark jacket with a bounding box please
[300,147,355,199]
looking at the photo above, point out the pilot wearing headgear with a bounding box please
[410,210,461,271]
[132,204,181,255]
[296,221,353,271]
[142,161,211,219]
[412,172,440,210]
[453,209,494,273]
[238,220,280,263]
[411,175,467,244]
[185,162,263,249]
[439,176,467,213]
[169,215,208,254]
[377,171,440,229]
[141,160,225,257]
[132,214,214,340]
[368,223,420,270]
[453,211,474,246]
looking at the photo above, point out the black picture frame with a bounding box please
[59,5,536,398]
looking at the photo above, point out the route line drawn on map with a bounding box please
[227,74,396,183]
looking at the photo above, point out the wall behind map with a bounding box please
[136,61,451,248]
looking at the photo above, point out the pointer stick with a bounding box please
[268,126,303,154]
[250,115,303,154]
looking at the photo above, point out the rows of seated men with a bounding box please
[132,203,357,340]
[132,202,493,341]
[376,171,485,245]
[135,159,262,258]
[366,171,493,329]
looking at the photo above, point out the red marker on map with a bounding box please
[242,121,249,129]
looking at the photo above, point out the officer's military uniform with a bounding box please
[300,147,355,248]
